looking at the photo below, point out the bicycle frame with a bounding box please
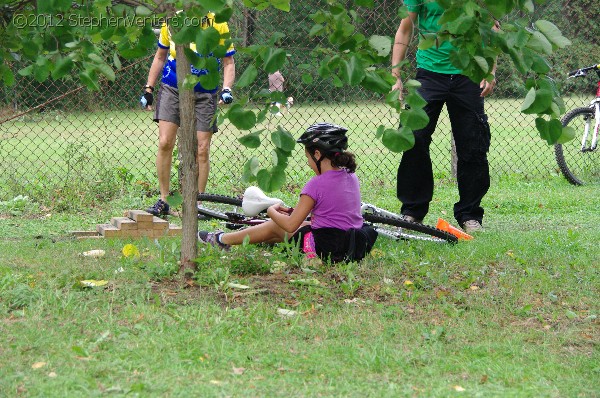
[569,65,600,152]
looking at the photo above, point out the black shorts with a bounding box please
[290,224,378,263]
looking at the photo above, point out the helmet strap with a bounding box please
[309,151,323,175]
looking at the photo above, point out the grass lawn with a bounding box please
[1,175,598,397]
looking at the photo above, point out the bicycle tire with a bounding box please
[197,193,243,221]
[554,107,599,185]
[363,213,458,244]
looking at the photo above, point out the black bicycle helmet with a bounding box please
[297,122,348,153]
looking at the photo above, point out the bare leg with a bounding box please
[156,121,178,201]
[197,130,212,194]
[220,220,290,246]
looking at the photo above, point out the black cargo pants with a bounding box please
[397,68,491,226]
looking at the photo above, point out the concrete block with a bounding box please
[152,216,169,230]
[168,225,182,236]
[128,210,154,222]
[97,224,120,238]
[111,217,138,230]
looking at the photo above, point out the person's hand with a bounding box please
[480,76,496,97]
[391,78,404,101]
[140,91,153,110]
[219,87,233,104]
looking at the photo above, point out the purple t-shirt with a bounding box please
[301,169,364,230]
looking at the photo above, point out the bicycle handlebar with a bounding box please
[568,64,600,78]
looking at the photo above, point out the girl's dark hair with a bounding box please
[307,147,357,173]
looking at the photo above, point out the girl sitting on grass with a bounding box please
[198,122,377,263]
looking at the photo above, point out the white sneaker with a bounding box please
[462,220,484,233]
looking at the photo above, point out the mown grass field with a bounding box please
[1,100,598,396]
[1,97,588,201]
[1,174,598,396]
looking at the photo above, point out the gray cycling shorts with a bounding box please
[153,84,218,133]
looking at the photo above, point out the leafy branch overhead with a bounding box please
[0,0,574,191]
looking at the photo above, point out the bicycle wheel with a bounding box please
[363,213,458,244]
[554,107,599,185]
[197,193,243,221]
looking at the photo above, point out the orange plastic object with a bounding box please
[436,218,474,240]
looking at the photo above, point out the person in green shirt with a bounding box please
[391,0,497,233]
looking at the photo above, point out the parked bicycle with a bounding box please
[554,63,600,185]
[197,187,458,244]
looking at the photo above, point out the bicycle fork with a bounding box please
[580,101,599,152]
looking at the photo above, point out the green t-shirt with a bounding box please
[404,0,461,74]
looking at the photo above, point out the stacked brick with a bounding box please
[90,210,182,238]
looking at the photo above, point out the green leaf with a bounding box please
[521,88,553,114]
[0,64,14,86]
[215,7,234,23]
[368,35,391,57]
[195,27,221,55]
[228,104,257,130]
[271,127,296,152]
[400,107,429,130]
[172,22,196,44]
[236,65,258,88]
[361,70,391,94]
[263,48,287,73]
[166,192,183,208]
[354,0,374,6]
[449,50,471,70]
[201,0,228,12]
[381,127,415,153]
[198,58,220,91]
[242,157,260,183]
[257,166,286,192]
[271,0,291,12]
[301,73,314,84]
[309,24,325,37]
[375,125,386,139]
[94,61,115,82]
[238,131,263,148]
[135,6,153,16]
[535,117,562,144]
[33,63,50,83]
[51,56,74,80]
[404,92,427,109]
[418,33,437,51]
[535,20,571,49]
[398,6,409,19]
[483,0,513,18]
[272,148,290,167]
[341,56,365,86]
[473,56,489,74]
[557,126,576,144]
[527,31,553,55]
[444,15,475,35]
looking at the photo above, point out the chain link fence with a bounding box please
[0,1,598,202]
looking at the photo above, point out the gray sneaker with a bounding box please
[402,214,423,224]
[198,230,231,251]
[462,220,484,233]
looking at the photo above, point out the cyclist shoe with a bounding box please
[402,214,423,224]
[198,230,231,251]
[147,198,170,216]
[462,220,484,233]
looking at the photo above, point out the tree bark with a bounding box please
[175,43,199,279]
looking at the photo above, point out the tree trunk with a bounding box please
[175,43,199,279]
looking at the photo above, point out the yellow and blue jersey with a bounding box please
[158,13,235,92]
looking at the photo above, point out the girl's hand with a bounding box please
[269,203,291,215]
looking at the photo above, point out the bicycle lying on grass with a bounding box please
[554,63,600,185]
[197,187,458,244]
